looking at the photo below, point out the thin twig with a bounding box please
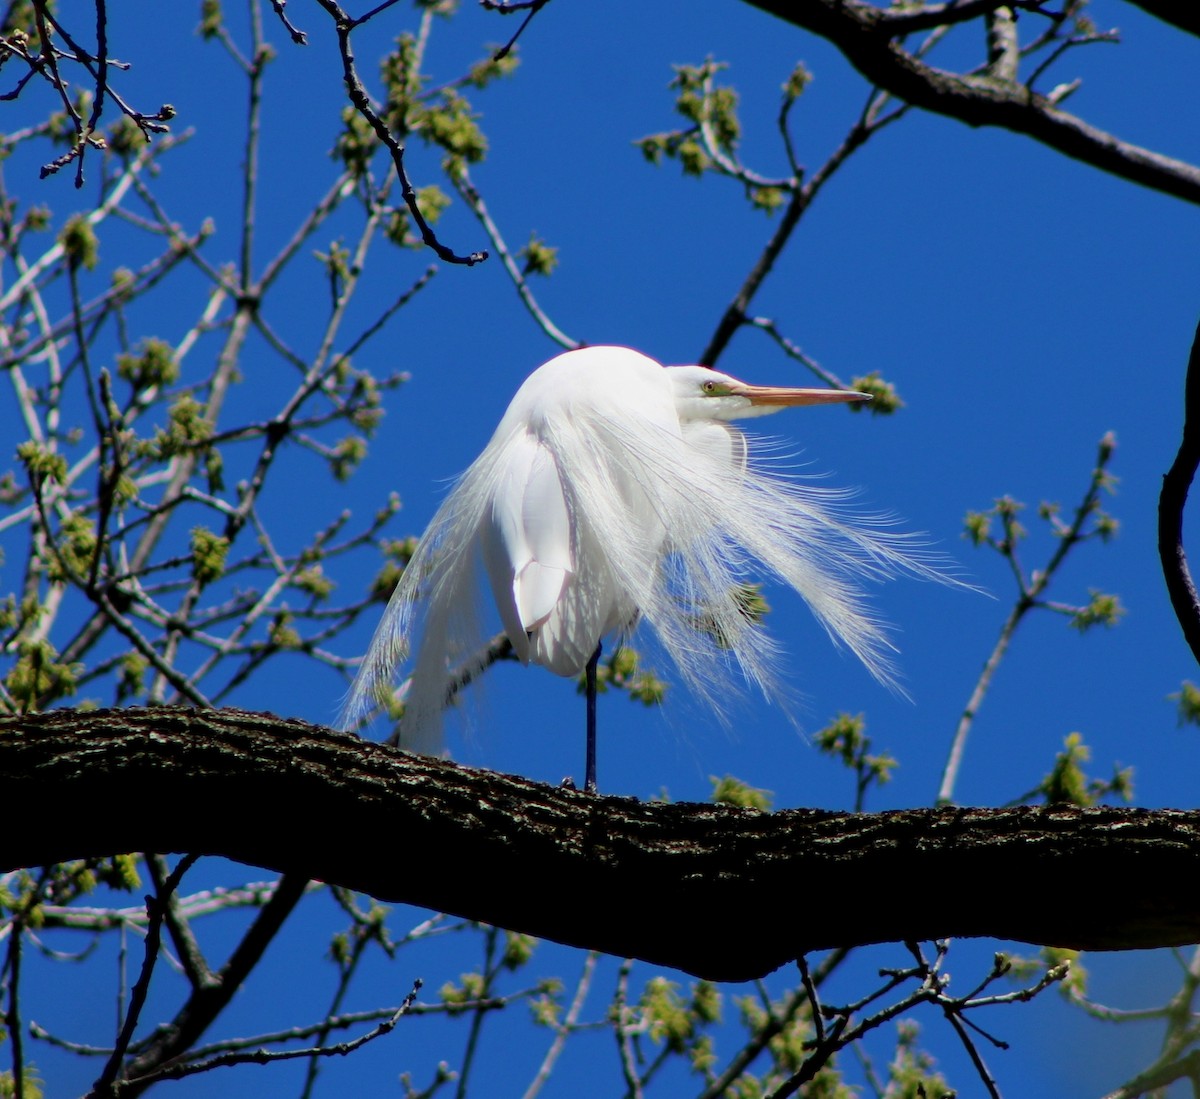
[134,979,424,1087]
[89,855,199,1096]
[313,0,488,266]
[450,166,578,349]
[938,433,1117,803]
[521,951,599,1099]
[700,89,907,366]
[613,959,645,1099]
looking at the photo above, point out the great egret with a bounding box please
[342,345,948,790]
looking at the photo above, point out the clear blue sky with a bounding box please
[4,1,1200,1095]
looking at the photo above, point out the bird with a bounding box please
[341,345,950,790]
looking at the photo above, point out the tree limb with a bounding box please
[2,706,1199,983]
[1159,316,1200,666]
[1122,0,1200,39]
[739,0,1200,205]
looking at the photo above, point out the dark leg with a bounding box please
[584,642,601,794]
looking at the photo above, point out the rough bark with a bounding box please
[3,706,1198,982]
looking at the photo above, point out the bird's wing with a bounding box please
[481,430,572,663]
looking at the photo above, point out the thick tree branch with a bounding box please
[740,0,1200,205]
[1123,0,1200,39]
[1159,315,1200,665]
[2,706,1199,982]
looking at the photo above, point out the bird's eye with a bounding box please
[702,380,717,394]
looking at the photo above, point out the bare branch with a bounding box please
[313,0,489,266]
[1159,315,1200,668]
[89,855,199,1097]
[740,0,1200,205]
[480,0,553,60]
[450,166,578,350]
[116,871,310,1094]
[701,90,905,366]
[939,433,1117,803]
[132,980,423,1090]
[268,0,309,45]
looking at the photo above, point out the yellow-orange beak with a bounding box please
[727,382,871,408]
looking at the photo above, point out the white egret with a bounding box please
[342,345,948,790]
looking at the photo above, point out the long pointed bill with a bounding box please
[727,382,871,408]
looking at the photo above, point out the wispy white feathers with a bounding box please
[340,346,954,748]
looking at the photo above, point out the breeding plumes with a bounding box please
[342,345,950,789]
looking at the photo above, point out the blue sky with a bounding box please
[5,0,1200,1095]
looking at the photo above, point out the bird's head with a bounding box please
[667,366,871,422]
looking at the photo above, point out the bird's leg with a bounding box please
[584,642,601,794]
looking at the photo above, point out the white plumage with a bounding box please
[341,346,948,754]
